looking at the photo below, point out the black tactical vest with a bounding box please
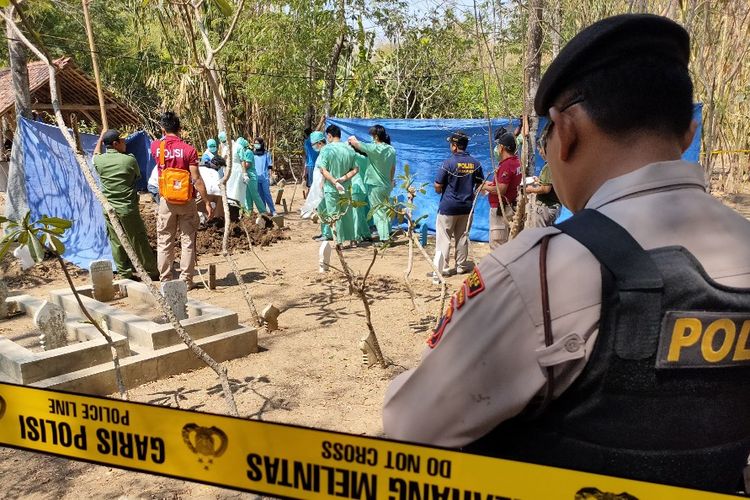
[465,209,750,494]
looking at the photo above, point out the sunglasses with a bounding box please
[537,95,585,155]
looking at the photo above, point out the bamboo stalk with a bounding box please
[81,0,107,130]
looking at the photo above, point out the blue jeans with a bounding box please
[257,178,275,215]
[148,184,160,204]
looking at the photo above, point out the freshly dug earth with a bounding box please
[140,200,287,255]
[0,253,86,289]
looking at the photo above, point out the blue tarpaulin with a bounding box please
[330,103,702,240]
[328,117,520,242]
[17,117,154,269]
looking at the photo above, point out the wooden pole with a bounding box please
[81,0,108,130]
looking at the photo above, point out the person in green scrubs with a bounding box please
[309,131,332,241]
[347,124,396,245]
[352,153,372,242]
[316,124,358,245]
[93,129,158,280]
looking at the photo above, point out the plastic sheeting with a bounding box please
[13,118,155,269]
[330,104,702,241]
[327,117,520,242]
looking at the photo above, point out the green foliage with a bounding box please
[0,1,529,146]
[0,212,72,263]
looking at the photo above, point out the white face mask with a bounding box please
[254,144,261,150]
[313,143,322,152]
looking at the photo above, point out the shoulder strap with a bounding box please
[159,140,165,169]
[555,209,663,290]
[554,209,664,360]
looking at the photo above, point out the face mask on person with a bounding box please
[313,143,322,152]
[494,145,502,157]
[209,145,217,154]
[254,143,261,150]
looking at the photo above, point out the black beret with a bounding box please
[535,14,690,116]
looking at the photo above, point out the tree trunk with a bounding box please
[522,0,544,177]
[323,33,346,118]
[323,0,346,118]
[81,0,107,130]
[6,6,30,120]
[551,0,562,58]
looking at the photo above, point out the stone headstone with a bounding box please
[261,304,280,332]
[0,280,8,318]
[319,241,332,273]
[161,280,188,321]
[432,251,444,285]
[272,215,284,228]
[275,187,285,206]
[90,260,115,302]
[35,301,68,351]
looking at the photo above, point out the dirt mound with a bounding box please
[195,219,287,255]
[140,203,287,256]
[0,253,86,289]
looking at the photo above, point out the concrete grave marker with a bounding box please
[35,301,68,351]
[319,241,332,273]
[90,260,115,302]
[161,280,188,321]
[261,304,280,331]
[272,215,284,228]
[0,280,8,318]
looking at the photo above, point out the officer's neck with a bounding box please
[572,134,685,211]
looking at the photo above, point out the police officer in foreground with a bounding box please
[383,14,750,494]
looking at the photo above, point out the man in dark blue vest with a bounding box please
[384,14,750,494]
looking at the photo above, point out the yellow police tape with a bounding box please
[0,382,733,499]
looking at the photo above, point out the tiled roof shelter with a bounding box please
[0,57,141,130]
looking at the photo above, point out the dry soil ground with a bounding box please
[0,185,492,499]
[1,186,748,499]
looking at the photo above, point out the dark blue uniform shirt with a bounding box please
[435,151,484,216]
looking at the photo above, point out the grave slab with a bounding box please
[90,260,115,302]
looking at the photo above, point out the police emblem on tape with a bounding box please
[656,311,750,369]
[182,423,229,470]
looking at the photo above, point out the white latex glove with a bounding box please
[335,182,345,194]
[242,174,249,183]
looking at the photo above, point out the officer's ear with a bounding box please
[548,105,579,163]
[680,120,698,154]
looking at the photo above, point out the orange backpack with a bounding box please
[157,141,194,204]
